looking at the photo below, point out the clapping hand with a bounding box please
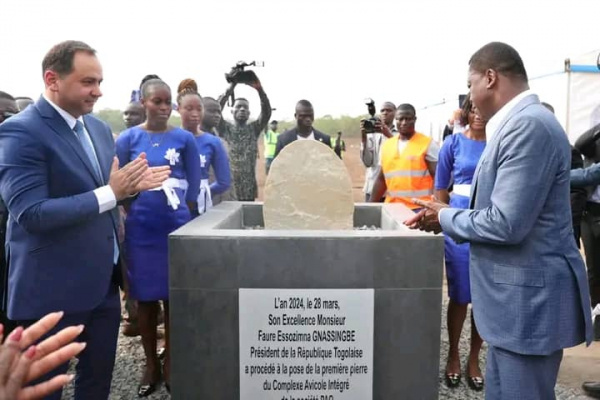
[0,312,86,400]
[108,154,149,200]
[109,153,171,200]
[135,165,171,193]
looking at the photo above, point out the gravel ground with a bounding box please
[60,298,592,399]
[437,301,590,400]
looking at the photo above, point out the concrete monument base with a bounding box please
[169,202,444,399]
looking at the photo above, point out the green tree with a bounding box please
[262,115,367,138]
[96,108,366,138]
[168,115,181,127]
[94,108,182,134]
[94,109,125,133]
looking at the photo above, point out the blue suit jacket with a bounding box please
[440,94,592,355]
[0,97,119,320]
[571,163,600,187]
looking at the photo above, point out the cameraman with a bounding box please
[360,101,397,201]
[217,76,271,201]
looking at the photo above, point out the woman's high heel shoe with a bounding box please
[467,375,484,391]
[137,382,157,397]
[445,372,461,388]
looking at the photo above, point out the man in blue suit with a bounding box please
[0,41,169,399]
[406,42,592,399]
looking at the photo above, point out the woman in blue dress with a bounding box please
[116,78,200,396]
[176,79,231,213]
[435,95,486,391]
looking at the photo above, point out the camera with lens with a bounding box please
[225,61,264,85]
[223,61,265,106]
[362,98,380,133]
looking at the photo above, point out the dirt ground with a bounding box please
[255,136,366,201]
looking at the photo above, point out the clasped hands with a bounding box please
[108,153,171,201]
[403,197,449,234]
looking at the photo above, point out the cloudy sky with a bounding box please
[1,0,598,122]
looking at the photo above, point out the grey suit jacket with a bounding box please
[440,94,592,355]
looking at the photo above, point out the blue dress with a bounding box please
[435,133,486,304]
[116,126,201,301]
[194,133,231,213]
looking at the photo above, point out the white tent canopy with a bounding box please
[417,49,600,144]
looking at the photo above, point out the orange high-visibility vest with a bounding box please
[381,132,434,209]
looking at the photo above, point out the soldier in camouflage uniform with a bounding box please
[217,79,271,201]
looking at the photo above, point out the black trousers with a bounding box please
[581,202,600,306]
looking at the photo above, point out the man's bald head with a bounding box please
[295,99,314,132]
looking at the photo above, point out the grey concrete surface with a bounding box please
[169,202,444,399]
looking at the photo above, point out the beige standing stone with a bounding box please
[263,139,354,230]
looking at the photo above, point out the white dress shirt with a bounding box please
[297,131,315,141]
[484,89,534,143]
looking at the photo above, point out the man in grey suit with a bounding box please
[406,42,592,399]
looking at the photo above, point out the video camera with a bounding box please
[362,98,380,134]
[225,61,264,85]
[224,61,264,106]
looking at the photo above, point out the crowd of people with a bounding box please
[0,39,599,400]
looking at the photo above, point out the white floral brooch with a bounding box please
[164,148,180,166]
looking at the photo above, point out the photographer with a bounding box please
[217,69,271,202]
[360,101,396,201]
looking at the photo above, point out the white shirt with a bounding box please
[361,128,397,194]
[397,135,440,162]
[43,95,116,214]
[378,133,440,165]
[439,89,535,220]
[297,131,315,141]
[485,89,534,143]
